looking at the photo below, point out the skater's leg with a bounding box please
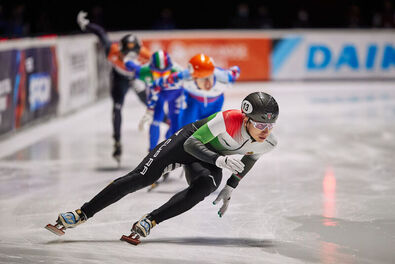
[111,72,129,144]
[81,124,199,219]
[149,162,222,224]
[165,97,181,139]
[81,169,160,219]
[149,98,165,151]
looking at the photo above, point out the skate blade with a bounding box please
[45,224,65,236]
[120,234,141,245]
[147,182,158,192]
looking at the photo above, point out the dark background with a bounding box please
[0,0,394,37]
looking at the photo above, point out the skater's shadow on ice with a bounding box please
[45,237,273,248]
[144,237,274,248]
[45,239,120,245]
[95,166,132,172]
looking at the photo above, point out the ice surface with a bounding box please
[1,81,395,264]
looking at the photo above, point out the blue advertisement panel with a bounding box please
[14,47,58,128]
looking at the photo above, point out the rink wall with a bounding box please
[0,35,109,136]
[0,29,394,136]
[111,29,395,81]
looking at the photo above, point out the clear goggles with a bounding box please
[249,119,274,131]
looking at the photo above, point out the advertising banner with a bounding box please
[57,37,98,115]
[0,50,16,135]
[95,42,112,98]
[13,47,58,128]
[141,37,271,81]
[271,32,395,80]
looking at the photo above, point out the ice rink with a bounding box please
[1,81,395,264]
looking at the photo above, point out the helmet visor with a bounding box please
[249,119,274,131]
[152,70,171,80]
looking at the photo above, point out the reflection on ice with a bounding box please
[322,166,337,227]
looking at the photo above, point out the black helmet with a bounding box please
[241,92,279,123]
[120,34,141,55]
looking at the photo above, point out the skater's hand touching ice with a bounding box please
[77,11,89,31]
[215,156,244,174]
[213,185,234,217]
[138,109,154,131]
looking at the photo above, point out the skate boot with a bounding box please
[112,141,122,166]
[120,214,156,245]
[133,214,156,237]
[45,209,87,236]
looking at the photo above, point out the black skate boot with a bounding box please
[112,141,122,166]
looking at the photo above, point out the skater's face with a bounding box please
[195,75,214,91]
[245,117,273,142]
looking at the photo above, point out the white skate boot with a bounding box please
[120,214,156,245]
[45,209,87,236]
[133,214,156,237]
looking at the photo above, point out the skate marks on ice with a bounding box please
[282,215,395,264]
[0,244,207,264]
[254,215,395,264]
[140,236,273,248]
[43,236,273,248]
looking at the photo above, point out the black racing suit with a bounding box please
[81,119,222,224]
[85,23,147,143]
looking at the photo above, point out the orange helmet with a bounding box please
[188,54,215,78]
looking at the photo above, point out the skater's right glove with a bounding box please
[138,109,154,131]
[213,184,234,217]
[215,156,244,174]
[77,11,89,31]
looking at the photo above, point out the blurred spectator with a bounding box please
[34,11,52,34]
[292,7,310,28]
[254,5,273,28]
[372,0,395,28]
[152,8,176,30]
[347,3,361,28]
[0,5,6,35]
[6,4,29,37]
[230,3,251,28]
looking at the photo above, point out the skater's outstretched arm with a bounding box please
[211,154,261,217]
[214,66,240,84]
[77,11,112,54]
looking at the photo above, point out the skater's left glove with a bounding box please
[77,11,89,31]
[138,109,154,131]
[213,185,234,217]
[229,66,240,82]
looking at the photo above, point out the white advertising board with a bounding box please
[271,32,395,80]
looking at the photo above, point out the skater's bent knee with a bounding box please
[190,176,218,196]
